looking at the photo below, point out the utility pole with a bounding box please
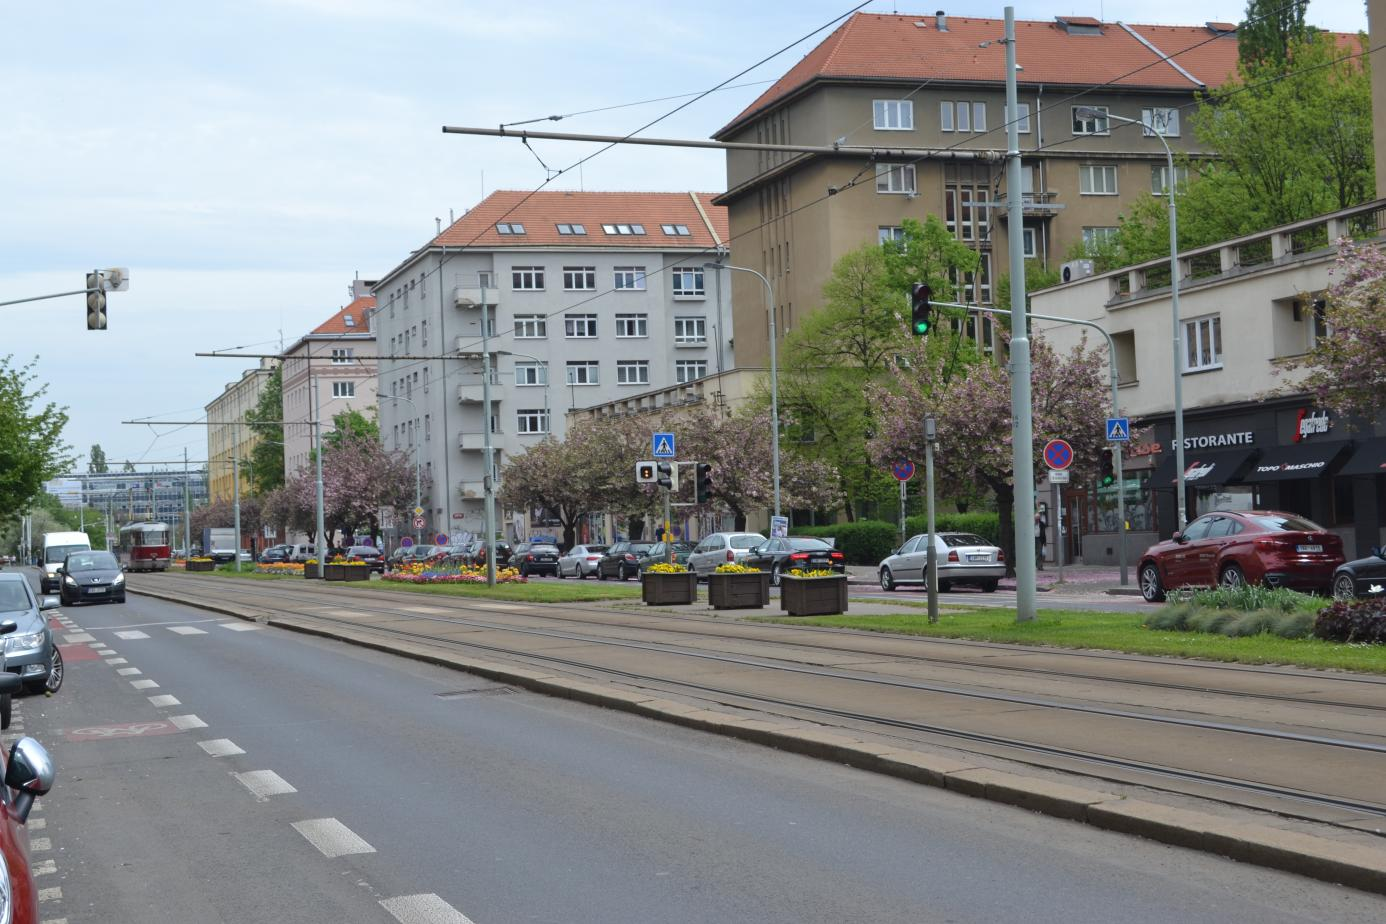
[183,448,191,556]
[233,455,242,573]
[481,280,497,587]
[925,415,939,624]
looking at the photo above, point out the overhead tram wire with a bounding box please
[500,80,776,129]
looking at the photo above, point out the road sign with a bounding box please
[1049,470,1071,484]
[652,432,676,458]
[452,512,466,519]
[412,516,426,529]
[400,537,413,548]
[435,533,449,546]
[770,515,789,539]
[1043,438,1074,471]
[891,460,916,481]
[1106,417,1131,441]
[413,506,424,517]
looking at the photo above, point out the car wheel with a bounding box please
[1139,562,1166,603]
[1333,573,1357,601]
[937,579,953,593]
[578,567,587,580]
[770,563,783,587]
[44,647,63,694]
[879,568,896,592]
[1219,563,1246,590]
[598,567,607,581]
[980,579,999,593]
[519,565,529,577]
[0,694,9,730]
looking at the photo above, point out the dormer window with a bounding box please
[496,222,525,235]
[343,314,356,327]
[1055,15,1102,35]
[556,223,587,235]
[661,224,692,236]
[601,223,646,235]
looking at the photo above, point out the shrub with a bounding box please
[1313,598,1386,644]
[1144,599,1315,639]
[906,512,1001,546]
[794,521,898,565]
[1174,584,1322,614]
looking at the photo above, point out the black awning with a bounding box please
[1240,440,1352,483]
[1149,448,1258,488]
[1338,438,1386,477]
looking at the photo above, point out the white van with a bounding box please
[41,531,92,593]
[289,544,317,563]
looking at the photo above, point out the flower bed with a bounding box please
[641,567,697,605]
[186,558,215,573]
[256,562,304,576]
[324,562,371,582]
[781,570,848,616]
[707,565,770,610]
[382,565,526,585]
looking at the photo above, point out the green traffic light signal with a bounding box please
[910,283,932,336]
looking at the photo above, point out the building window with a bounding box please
[1141,107,1180,137]
[565,361,599,385]
[517,409,549,434]
[1072,106,1109,135]
[875,163,917,194]
[873,99,914,130]
[564,314,598,338]
[555,223,587,235]
[660,224,692,236]
[1022,226,1037,258]
[1010,102,1031,133]
[330,348,353,364]
[477,271,494,289]
[1082,226,1119,249]
[671,267,705,297]
[939,100,985,132]
[1150,163,1189,196]
[515,362,547,386]
[613,266,646,290]
[420,319,427,346]
[673,316,706,344]
[496,222,525,235]
[952,254,992,305]
[513,314,547,338]
[511,266,544,290]
[675,360,707,384]
[614,314,648,337]
[563,266,596,290]
[1079,164,1118,195]
[601,223,645,235]
[944,184,988,241]
[1183,315,1223,372]
[332,381,355,398]
[878,225,905,244]
[617,360,650,385]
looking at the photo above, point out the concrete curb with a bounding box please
[128,584,1386,895]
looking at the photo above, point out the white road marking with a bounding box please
[167,625,208,635]
[40,918,67,924]
[291,818,377,858]
[473,602,523,611]
[33,859,56,876]
[38,887,61,902]
[114,630,150,640]
[63,633,95,643]
[219,622,261,631]
[29,817,45,830]
[130,679,159,690]
[233,770,296,798]
[30,836,50,851]
[95,649,116,656]
[380,894,476,924]
[117,667,142,676]
[198,738,244,757]
[169,715,207,730]
[104,657,128,665]
[147,694,181,707]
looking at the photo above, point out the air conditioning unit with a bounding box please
[1060,259,1095,283]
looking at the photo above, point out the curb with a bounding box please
[128,584,1386,895]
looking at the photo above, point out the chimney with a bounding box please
[935,10,947,31]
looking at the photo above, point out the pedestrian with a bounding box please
[1035,504,1048,570]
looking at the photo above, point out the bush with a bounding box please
[905,512,1001,546]
[1313,598,1386,644]
[793,520,898,565]
[1174,584,1323,614]
[1144,599,1315,640]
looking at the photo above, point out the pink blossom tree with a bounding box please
[321,434,422,547]
[498,420,612,549]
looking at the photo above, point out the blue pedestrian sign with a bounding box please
[1106,417,1131,442]
[652,432,676,458]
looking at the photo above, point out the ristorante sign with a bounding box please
[1175,431,1255,450]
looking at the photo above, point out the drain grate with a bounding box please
[435,686,515,700]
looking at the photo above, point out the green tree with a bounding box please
[0,356,72,517]
[245,365,284,494]
[322,408,378,452]
[1238,0,1310,72]
[122,460,135,473]
[88,444,108,473]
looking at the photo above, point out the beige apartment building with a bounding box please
[205,358,278,503]
[712,12,1350,366]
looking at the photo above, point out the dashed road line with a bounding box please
[168,625,208,635]
[30,836,50,851]
[198,738,244,757]
[62,633,95,643]
[291,818,377,858]
[94,649,116,657]
[169,714,207,730]
[380,894,477,924]
[233,770,296,798]
[32,859,56,876]
[104,657,127,665]
[219,622,262,632]
[116,667,142,676]
[130,679,159,690]
[147,694,181,707]
[114,630,149,640]
[37,887,61,902]
[29,817,45,830]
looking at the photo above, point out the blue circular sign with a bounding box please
[436,533,450,546]
[1043,439,1074,470]
[400,537,414,548]
[891,460,916,481]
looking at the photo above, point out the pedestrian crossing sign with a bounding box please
[652,432,676,458]
[1106,417,1130,442]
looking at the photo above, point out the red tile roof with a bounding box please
[429,190,728,250]
[312,295,376,335]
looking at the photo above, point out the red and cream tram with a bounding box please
[117,521,172,572]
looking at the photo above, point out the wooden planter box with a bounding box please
[641,571,698,605]
[186,560,214,573]
[780,575,849,616]
[322,563,370,582]
[707,571,771,610]
[303,563,321,579]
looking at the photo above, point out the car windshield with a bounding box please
[787,538,832,551]
[412,545,435,555]
[68,552,119,572]
[583,545,608,554]
[629,543,655,553]
[1250,515,1325,533]
[942,534,989,548]
[46,544,87,563]
[348,547,378,555]
[0,582,32,612]
[730,536,764,549]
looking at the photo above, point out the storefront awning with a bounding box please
[1240,440,1352,482]
[1149,448,1257,488]
[1338,438,1386,477]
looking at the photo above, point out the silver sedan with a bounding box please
[878,532,1005,592]
[557,544,609,579]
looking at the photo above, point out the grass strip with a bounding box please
[203,568,640,603]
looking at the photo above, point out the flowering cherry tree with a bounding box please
[321,433,421,545]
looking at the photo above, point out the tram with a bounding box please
[117,521,172,572]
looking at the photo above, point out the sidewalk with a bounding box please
[845,562,1143,596]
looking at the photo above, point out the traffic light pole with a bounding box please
[925,416,938,624]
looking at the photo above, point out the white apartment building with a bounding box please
[205,357,278,503]
[372,190,731,542]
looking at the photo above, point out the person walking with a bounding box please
[1034,504,1048,571]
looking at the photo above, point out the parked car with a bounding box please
[1137,510,1344,603]
[878,533,1005,592]
[57,550,127,606]
[0,732,57,922]
[687,532,767,578]
[741,537,845,585]
[557,544,608,579]
[461,540,513,568]
[346,545,385,573]
[637,541,695,573]
[258,545,292,563]
[289,544,317,563]
[400,544,437,565]
[512,542,560,577]
[1332,546,1386,600]
[0,573,65,697]
[597,541,657,580]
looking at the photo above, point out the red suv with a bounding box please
[1138,510,1344,602]
[0,729,56,924]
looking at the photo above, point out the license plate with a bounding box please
[968,554,990,562]
[1296,545,1323,554]
[86,587,107,594]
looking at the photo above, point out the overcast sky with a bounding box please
[1,0,1370,470]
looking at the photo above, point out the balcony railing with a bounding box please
[453,287,498,309]
[457,384,500,403]
[456,431,487,451]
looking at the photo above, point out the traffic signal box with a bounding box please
[86,272,107,330]
[695,463,712,503]
[1099,448,1115,487]
[635,461,657,484]
[910,283,932,336]
[656,462,677,491]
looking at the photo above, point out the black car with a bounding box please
[741,537,845,585]
[58,550,127,605]
[512,542,559,577]
[346,546,385,573]
[462,540,513,568]
[258,545,292,563]
[597,541,657,580]
[637,541,695,572]
[1332,546,1386,600]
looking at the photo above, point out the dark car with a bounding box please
[346,545,385,573]
[0,734,57,923]
[1137,510,1345,602]
[258,545,292,563]
[462,540,513,568]
[0,573,64,699]
[741,537,846,585]
[597,541,657,580]
[58,550,126,606]
[1332,546,1386,600]
[512,542,560,577]
[400,544,437,565]
[637,541,695,573]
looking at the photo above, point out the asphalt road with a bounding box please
[15,579,1386,923]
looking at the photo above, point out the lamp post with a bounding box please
[379,392,424,545]
[1076,105,1186,530]
[704,261,780,518]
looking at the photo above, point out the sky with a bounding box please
[0,0,1371,471]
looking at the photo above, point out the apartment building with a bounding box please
[281,284,379,480]
[712,11,1354,367]
[205,358,278,503]
[372,190,730,542]
[1031,198,1386,563]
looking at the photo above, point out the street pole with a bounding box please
[925,415,938,624]
[481,281,497,586]
[664,480,673,564]
[1003,7,1037,622]
[233,455,242,573]
[898,478,907,548]
[183,448,191,557]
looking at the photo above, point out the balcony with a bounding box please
[458,480,486,499]
[454,338,501,358]
[457,384,502,403]
[994,191,1065,220]
[456,431,487,451]
[453,287,498,310]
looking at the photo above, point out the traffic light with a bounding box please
[695,463,713,503]
[86,272,107,330]
[1099,448,1115,488]
[910,283,932,336]
[656,461,677,491]
[635,461,657,484]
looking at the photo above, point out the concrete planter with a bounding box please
[641,571,697,605]
[707,571,771,610]
[323,563,370,582]
[780,574,849,616]
[185,560,214,573]
[303,563,321,579]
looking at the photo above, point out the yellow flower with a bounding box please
[646,562,688,574]
[714,563,758,574]
[787,568,836,578]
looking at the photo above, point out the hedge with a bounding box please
[905,512,1001,546]
[793,521,899,565]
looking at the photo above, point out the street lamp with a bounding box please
[1076,105,1186,529]
[379,392,424,545]
[704,261,780,518]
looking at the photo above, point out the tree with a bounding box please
[866,333,1111,574]
[122,460,136,473]
[321,429,420,546]
[245,365,284,494]
[323,408,378,452]
[0,356,72,516]
[88,444,108,473]
[1238,0,1310,72]
[498,421,611,549]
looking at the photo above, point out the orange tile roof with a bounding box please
[429,190,728,250]
[311,294,376,335]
